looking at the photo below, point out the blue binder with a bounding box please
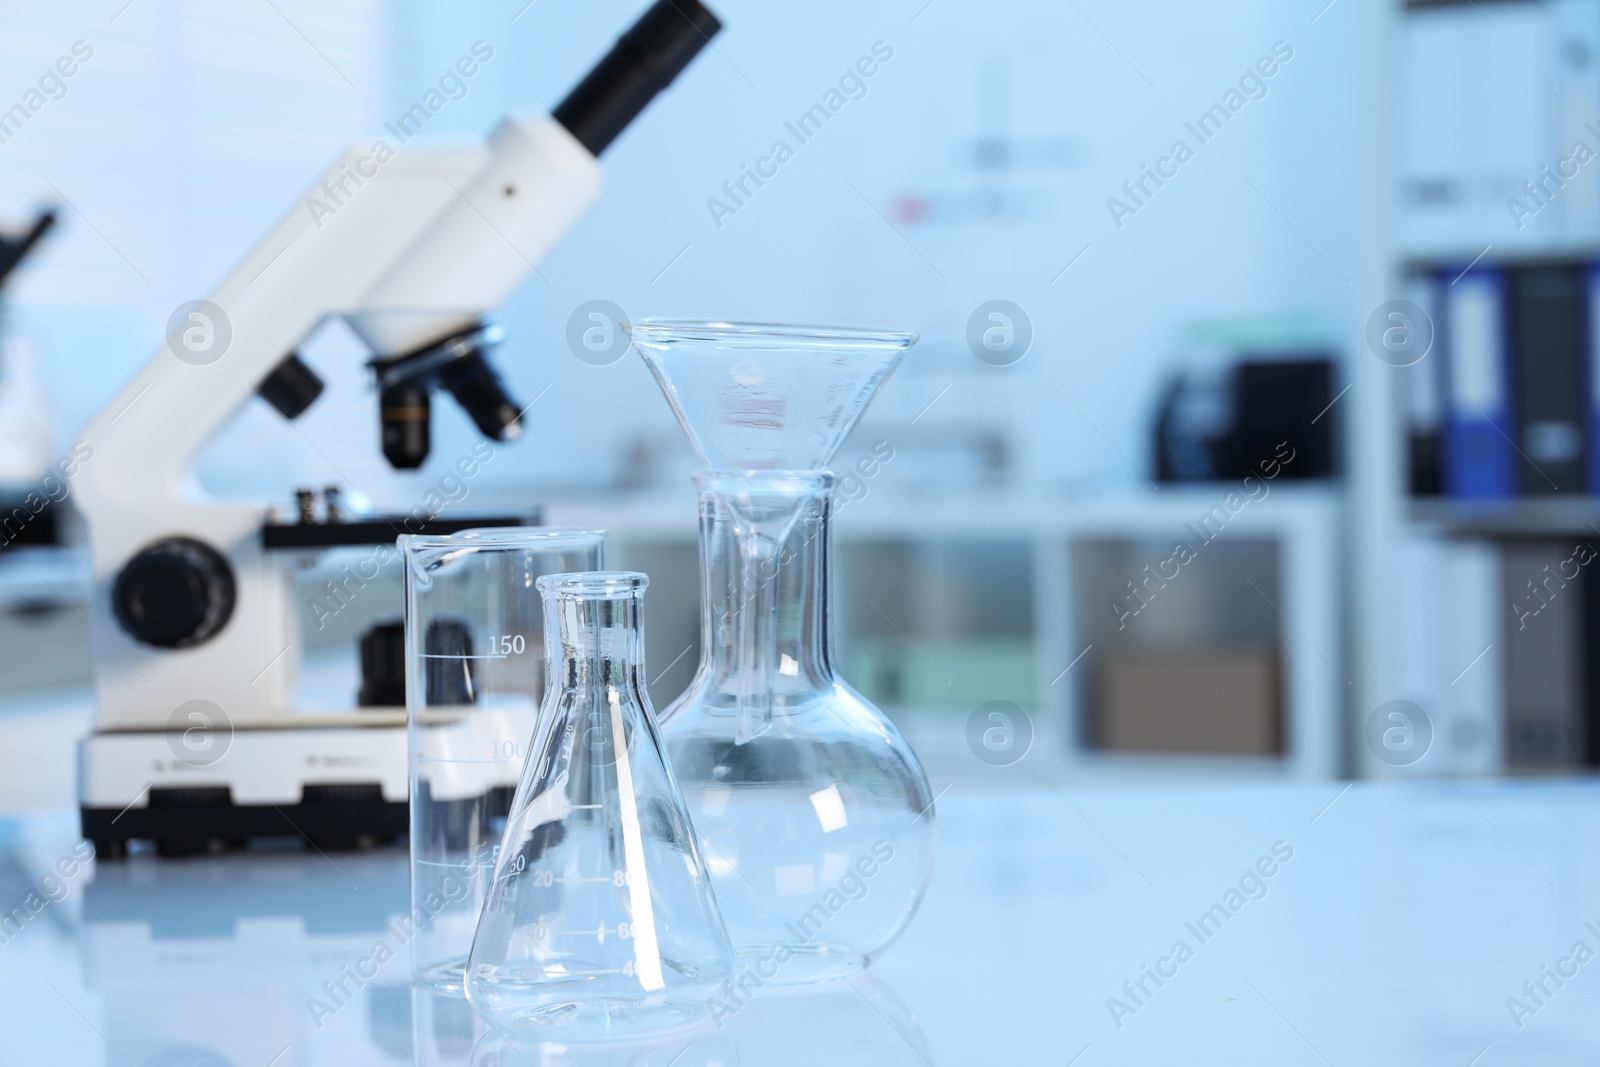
[1588,265,1600,498]
[1442,267,1515,499]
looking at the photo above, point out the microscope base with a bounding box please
[79,719,411,858]
[81,795,408,858]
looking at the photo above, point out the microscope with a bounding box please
[75,0,720,857]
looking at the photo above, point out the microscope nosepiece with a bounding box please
[371,323,521,469]
[438,346,523,443]
[380,381,432,469]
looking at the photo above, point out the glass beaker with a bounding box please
[403,527,606,993]
[662,470,936,982]
[465,571,735,1038]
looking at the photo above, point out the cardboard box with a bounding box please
[1097,647,1281,755]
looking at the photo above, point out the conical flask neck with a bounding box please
[549,593,644,690]
[537,574,652,783]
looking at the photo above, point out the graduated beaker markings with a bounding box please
[511,917,639,943]
[490,738,534,761]
[417,632,529,659]
[414,838,500,869]
[416,756,512,764]
[521,867,633,887]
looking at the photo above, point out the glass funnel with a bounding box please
[627,320,914,470]
[465,571,735,1039]
[661,470,936,983]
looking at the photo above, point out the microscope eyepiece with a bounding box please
[553,0,722,157]
[0,210,54,290]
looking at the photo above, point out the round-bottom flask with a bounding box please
[661,471,936,984]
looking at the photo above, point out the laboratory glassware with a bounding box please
[714,970,932,1064]
[630,320,911,470]
[662,470,936,981]
[404,527,606,993]
[629,321,935,982]
[465,571,735,1037]
[469,1024,737,1066]
[413,984,488,1066]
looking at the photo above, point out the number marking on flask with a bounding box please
[557,966,631,977]
[518,863,642,951]
[525,867,622,886]
[548,922,633,943]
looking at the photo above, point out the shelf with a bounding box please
[1400,243,1600,272]
[537,485,1345,779]
[1409,498,1600,538]
[537,484,1344,541]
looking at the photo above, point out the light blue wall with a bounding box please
[0,0,1364,506]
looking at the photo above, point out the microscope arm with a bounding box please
[80,116,599,520]
[73,0,718,740]
[75,116,601,728]
[73,0,721,856]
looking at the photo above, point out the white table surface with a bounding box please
[0,781,1595,1065]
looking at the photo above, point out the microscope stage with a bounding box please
[80,717,410,857]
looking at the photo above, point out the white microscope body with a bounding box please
[73,0,720,855]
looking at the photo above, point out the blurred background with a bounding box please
[0,0,1588,808]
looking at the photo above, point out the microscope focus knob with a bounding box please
[112,537,237,648]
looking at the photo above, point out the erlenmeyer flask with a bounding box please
[465,571,735,1038]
